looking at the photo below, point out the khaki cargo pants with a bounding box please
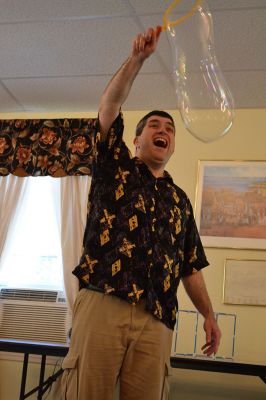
[61,289,173,400]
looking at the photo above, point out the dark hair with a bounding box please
[135,110,175,137]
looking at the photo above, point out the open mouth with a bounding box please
[153,137,168,148]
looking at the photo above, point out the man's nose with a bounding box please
[158,128,167,135]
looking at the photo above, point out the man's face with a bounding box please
[134,115,175,168]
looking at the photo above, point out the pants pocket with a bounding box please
[61,354,79,400]
[162,361,172,400]
[73,289,86,318]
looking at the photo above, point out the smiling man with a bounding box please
[134,111,175,176]
[62,27,221,400]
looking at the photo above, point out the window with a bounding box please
[0,177,64,291]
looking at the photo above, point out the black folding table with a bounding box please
[0,338,265,400]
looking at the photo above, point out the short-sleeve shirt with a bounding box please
[72,113,209,330]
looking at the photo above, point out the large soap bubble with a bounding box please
[161,0,235,143]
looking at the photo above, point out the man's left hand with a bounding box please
[201,316,221,356]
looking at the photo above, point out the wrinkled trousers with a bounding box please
[61,289,173,400]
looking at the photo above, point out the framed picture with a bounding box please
[223,259,266,306]
[195,160,266,249]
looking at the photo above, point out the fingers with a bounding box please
[137,33,147,52]
[144,26,161,46]
[201,330,221,357]
[132,26,161,57]
[201,340,217,357]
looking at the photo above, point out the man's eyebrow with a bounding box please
[148,118,175,127]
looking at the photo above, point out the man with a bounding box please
[62,27,221,400]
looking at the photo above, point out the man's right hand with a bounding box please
[131,26,161,63]
[98,26,161,139]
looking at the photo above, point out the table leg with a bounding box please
[37,355,46,400]
[19,353,29,400]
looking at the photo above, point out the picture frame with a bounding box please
[223,258,266,306]
[195,160,266,249]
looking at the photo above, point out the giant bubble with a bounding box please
[161,0,235,143]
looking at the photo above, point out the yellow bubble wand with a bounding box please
[161,0,203,30]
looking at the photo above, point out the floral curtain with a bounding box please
[0,117,96,317]
[0,117,97,177]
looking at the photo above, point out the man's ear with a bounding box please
[133,136,139,147]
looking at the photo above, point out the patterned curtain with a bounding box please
[0,117,97,177]
[0,117,97,319]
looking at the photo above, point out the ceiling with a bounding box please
[0,0,265,115]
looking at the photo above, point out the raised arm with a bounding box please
[98,26,161,139]
[182,270,221,356]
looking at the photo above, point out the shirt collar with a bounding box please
[133,157,174,184]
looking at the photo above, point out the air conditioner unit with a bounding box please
[0,287,69,344]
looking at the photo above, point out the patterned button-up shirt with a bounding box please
[72,113,209,330]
